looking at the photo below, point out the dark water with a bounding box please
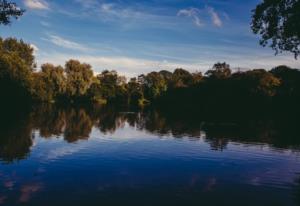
[1,106,300,206]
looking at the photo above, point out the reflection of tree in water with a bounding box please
[136,111,169,134]
[0,116,33,163]
[202,120,300,150]
[1,105,300,163]
[31,105,66,138]
[136,110,201,138]
[64,109,93,143]
[293,175,300,206]
[95,107,126,134]
[205,137,229,151]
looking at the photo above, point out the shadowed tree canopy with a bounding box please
[0,0,24,25]
[0,38,34,105]
[251,0,300,58]
[205,62,231,79]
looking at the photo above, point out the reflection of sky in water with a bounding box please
[1,123,300,206]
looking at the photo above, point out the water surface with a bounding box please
[1,106,300,206]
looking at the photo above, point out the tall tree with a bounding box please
[1,37,35,68]
[0,38,34,106]
[252,0,300,58]
[0,0,24,25]
[65,60,94,100]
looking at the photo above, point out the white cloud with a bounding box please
[101,3,115,13]
[178,6,223,28]
[207,7,222,27]
[36,50,299,78]
[177,8,204,27]
[37,53,203,77]
[24,0,49,10]
[46,35,91,52]
[30,44,39,55]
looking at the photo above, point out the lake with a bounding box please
[1,105,300,206]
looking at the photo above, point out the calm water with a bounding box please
[1,106,300,206]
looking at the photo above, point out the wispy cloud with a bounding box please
[40,21,50,27]
[74,0,141,19]
[177,8,204,27]
[178,6,223,28]
[64,0,173,29]
[46,35,91,52]
[207,7,222,27]
[30,44,39,55]
[24,0,49,10]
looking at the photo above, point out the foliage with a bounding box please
[0,38,34,105]
[0,37,299,115]
[0,0,24,25]
[251,0,300,58]
[205,62,231,79]
[65,59,94,100]
[32,64,66,102]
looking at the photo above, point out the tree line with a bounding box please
[1,37,300,115]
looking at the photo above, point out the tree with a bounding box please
[206,62,231,79]
[127,77,143,105]
[97,70,119,101]
[170,68,194,88]
[270,65,300,98]
[252,0,300,58]
[0,38,34,106]
[0,0,24,25]
[32,64,66,102]
[241,69,281,97]
[142,72,167,100]
[65,60,94,100]
[0,37,35,68]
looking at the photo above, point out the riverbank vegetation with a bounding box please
[1,37,300,116]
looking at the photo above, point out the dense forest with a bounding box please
[1,37,300,117]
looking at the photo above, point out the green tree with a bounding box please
[0,37,35,68]
[32,63,66,102]
[97,70,119,101]
[127,77,144,105]
[87,77,102,103]
[65,59,94,100]
[142,72,167,100]
[252,0,300,58]
[0,0,24,25]
[0,38,34,106]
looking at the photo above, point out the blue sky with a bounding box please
[1,0,299,76]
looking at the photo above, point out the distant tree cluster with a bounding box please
[1,37,300,114]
